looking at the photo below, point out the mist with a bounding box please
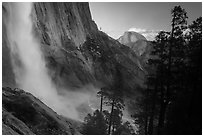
[5,2,98,121]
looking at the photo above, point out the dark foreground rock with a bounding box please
[2,87,82,135]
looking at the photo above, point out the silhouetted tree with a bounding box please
[96,64,125,135]
[97,87,109,113]
[114,121,135,135]
[132,5,202,135]
[132,31,170,134]
[165,16,202,134]
[106,64,125,134]
[81,109,108,135]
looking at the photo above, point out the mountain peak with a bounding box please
[117,31,150,57]
[118,31,147,45]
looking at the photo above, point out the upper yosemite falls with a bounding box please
[2,2,202,135]
[4,2,90,120]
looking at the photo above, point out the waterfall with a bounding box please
[6,2,81,120]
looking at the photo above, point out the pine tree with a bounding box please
[82,109,108,135]
[132,5,201,135]
[96,63,125,135]
[165,17,202,134]
[156,6,188,134]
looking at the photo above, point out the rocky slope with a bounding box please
[2,87,82,135]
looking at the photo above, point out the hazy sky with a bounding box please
[89,2,202,40]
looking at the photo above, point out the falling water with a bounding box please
[6,2,84,120]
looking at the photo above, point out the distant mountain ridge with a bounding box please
[118,31,153,72]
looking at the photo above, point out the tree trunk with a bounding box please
[108,99,115,135]
[148,80,158,135]
[158,12,176,135]
[166,9,175,104]
[100,94,103,113]
[144,116,149,135]
[157,99,168,134]
[157,80,166,134]
[112,122,115,134]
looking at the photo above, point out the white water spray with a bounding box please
[6,2,90,120]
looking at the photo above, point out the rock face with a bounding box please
[2,87,81,135]
[118,31,148,56]
[29,2,146,91]
[118,31,153,72]
[31,3,97,89]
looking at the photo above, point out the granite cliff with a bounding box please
[30,3,146,90]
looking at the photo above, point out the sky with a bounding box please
[89,2,202,40]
